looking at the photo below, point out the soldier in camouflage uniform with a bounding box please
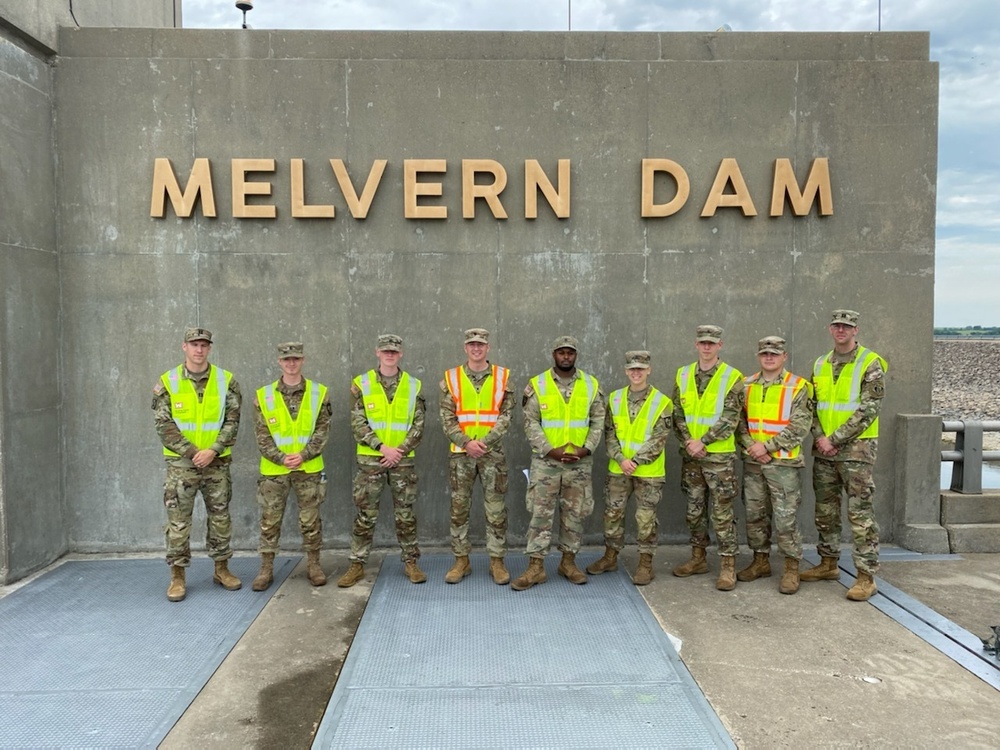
[251,342,333,592]
[801,310,888,602]
[672,324,745,591]
[440,328,515,585]
[512,335,605,591]
[736,336,814,595]
[337,334,427,588]
[152,327,242,602]
[587,351,673,586]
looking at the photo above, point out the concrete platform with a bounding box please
[5,546,998,749]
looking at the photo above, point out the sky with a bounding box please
[182,0,1000,327]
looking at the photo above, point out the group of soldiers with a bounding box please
[152,309,886,603]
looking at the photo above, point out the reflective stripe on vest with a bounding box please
[607,387,670,477]
[676,362,742,453]
[354,370,422,457]
[531,369,598,449]
[257,379,327,475]
[445,364,509,453]
[744,371,808,459]
[812,345,887,439]
[160,364,233,457]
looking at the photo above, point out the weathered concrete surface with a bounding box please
[45,29,936,565]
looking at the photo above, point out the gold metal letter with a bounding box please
[290,158,335,218]
[525,159,570,219]
[232,159,277,219]
[331,159,387,219]
[641,159,690,218]
[404,159,448,219]
[150,158,216,218]
[770,157,833,216]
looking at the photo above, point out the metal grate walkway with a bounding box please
[312,553,734,749]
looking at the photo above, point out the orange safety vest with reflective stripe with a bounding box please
[444,364,509,454]
[812,346,888,439]
[607,386,671,477]
[530,369,599,449]
[353,370,421,457]
[744,371,810,460]
[676,362,742,453]
[257,379,327,475]
[160,364,233,457]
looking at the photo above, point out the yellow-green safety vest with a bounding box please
[530,369,599,450]
[445,364,509,453]
[354,370,421,457]
[677,362,742,453]
[744,371,811,460]
[257,379,327,475]
[160,364,233,457]
[812,346,888,439]
[607,386,672,477]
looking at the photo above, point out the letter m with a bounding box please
[150,158,217,218]
[770,158,833,217]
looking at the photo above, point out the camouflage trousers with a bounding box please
[255,471,327,553]
[350,462,420,564]
[602,474,664,554]
[162,462,233,566]
[449,452,509,557]
[813,457,880,574]
[680,456,739,556]
[524,456,595,558]
[742,461,803,560]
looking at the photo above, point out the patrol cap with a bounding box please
[757,336,786,355]
[277,341,304,359]
[184,327,213,343]
[695,324,723,343]
[830,309,860,327]
[377,333,403,351]
[552,335,579,352]
[625,350,651,369]
[464,328,490,344]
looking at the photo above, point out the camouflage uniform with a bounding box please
[440,364,515,558]
[253,378,333,553]
[737,367,813,560]
[602,386,672,554]
[672,362,745,556]
[522,369,606,558]
[349,369,425,563]
[811,346,886,575]
[153,364,242,567]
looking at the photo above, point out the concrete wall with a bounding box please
[48,29,937,561]
[0,2,177,582]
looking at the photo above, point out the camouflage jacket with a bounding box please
[604,385,673,467]
[737,368,814,468]
[351,369,425,466]
[522,368,606,459]
[811,346,886,464]
[672,360,745,462]
[152,364,242,467]
[439,363,515,454]
[253,378,333,467]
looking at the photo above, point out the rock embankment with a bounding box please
[933,339,1000,450]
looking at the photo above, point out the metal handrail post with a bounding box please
[951,421,983,494]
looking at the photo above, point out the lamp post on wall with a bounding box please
[236,0,253,29]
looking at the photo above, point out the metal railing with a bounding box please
[941,420,1000,494]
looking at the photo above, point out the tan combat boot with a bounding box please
[716,555,736,591]
[213,560,242,590]
[779,557,800,595]
[307,550,327,587]
[586,546,619,575]
[737,552,772,582]
[445,555,471,584]
[167,565,186,602]
[511,558,547,591]
[632,553,655,586]
[336,562,364,588]
[252,553,275,591]
[404,560,427,583]
[489,557,511,585]
[846,570,878,601]
[673,547,709,577]
[557,552,587,584]
[799,556,840,582]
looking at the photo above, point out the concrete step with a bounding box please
[944,523,1000,553]
[940,492,1000,524]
